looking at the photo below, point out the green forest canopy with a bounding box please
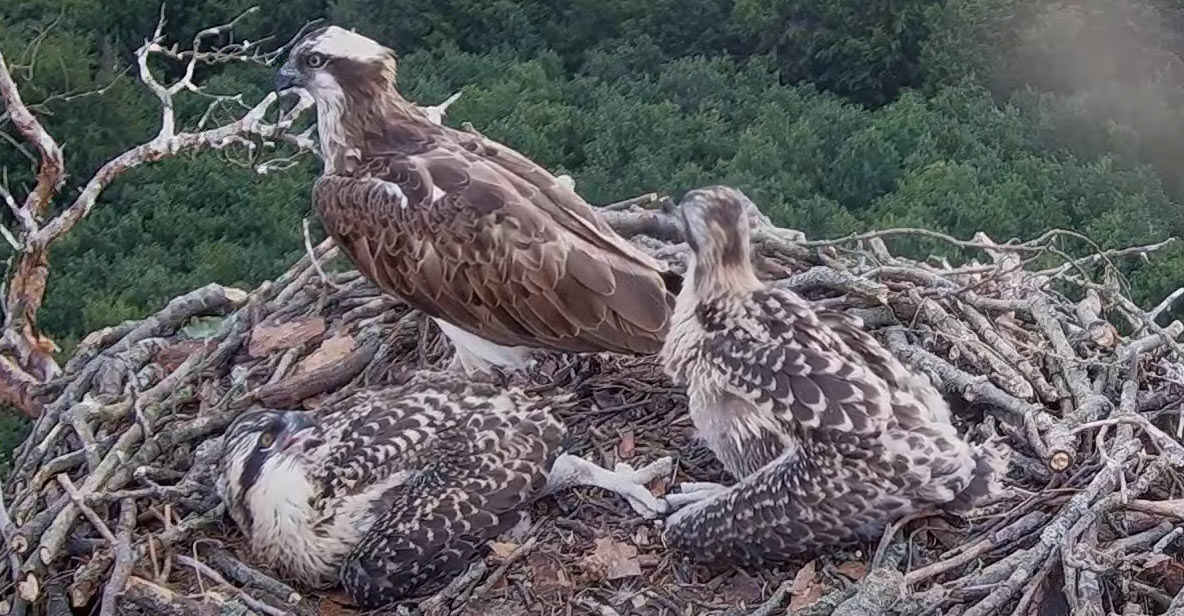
[1,0,1184,429]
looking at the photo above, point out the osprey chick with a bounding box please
[217,371,672,607]
[274,26,680,377]
[657,186,1005,564]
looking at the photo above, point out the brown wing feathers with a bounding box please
[449,129,643,250]
[314,136,675,356]
[700,290,895,437]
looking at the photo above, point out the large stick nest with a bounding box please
[3,195,1184,616]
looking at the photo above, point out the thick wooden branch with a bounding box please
[1,204,1181,616]
[34,90,303,245]
[245,335,380,407]
[0,10,315,417]
[1,13,1182,616]
[0,51,65,221]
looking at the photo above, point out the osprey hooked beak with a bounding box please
[274,62,303,93]
[276,412,319,452]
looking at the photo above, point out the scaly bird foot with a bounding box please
[609,457,674,519]
[664,481,729,509]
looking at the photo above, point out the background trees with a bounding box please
[3,0,1184,462]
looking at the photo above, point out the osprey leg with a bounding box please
[659,450,917,565]
[664,481,729,508]
[542,454,673,518]
[434,318,536,377]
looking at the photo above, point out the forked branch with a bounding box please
[0,7,316,417]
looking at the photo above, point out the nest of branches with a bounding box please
[2,197,1183,616]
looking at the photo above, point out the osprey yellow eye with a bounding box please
[259,432,275,448]
[307,53,325,68]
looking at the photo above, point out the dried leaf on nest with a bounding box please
[719,571,765,606]
[1144,555,1184,594]
[155,340,210,372]
[488,541,519,562]
[181,315,228,341]
[248,316,327,357]
[789,559,825,612]
[921,517,964,550]
[582,537,642,581]
[835,561,868,581]
[527,550,571,599]
[617,430,635,459]
[295,333,356,374]
[320,589,359,607]
[316,596,360,615]
[790,560,817,594]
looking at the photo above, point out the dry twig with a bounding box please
[1,18,1182,615]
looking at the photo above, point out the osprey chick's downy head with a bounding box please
[677,186,761,294]
[217,409,322,531]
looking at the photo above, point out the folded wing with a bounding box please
[314,147,674,355]
[699,288,896,437]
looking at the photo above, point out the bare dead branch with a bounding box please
[97,499,135,616]
[1150,286,1184,322]
[0,51,64,219]
[0,15,1182,616]
[175,554,288,616]
[0,9,318,418]
[0,488,21,590]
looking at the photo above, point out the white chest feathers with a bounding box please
[309,72,353,174]
[659,281,704,385]
[245,458,400,587]
[659,291,792,479]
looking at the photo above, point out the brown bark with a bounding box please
[0,16,462,417]
[2,199,1182,616]
[0,16,317,417]
[0,49,66,414]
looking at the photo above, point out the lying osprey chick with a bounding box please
[217,371,672,607]
[657,186,1004,564]
[274,26,680,378]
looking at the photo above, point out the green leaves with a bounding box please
[180,315,227,341]
[733,0,938,107]
[40,155,308,338]
[3,0,1183,346]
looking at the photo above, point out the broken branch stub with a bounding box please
[0,11,318,417]
[2,13,1184,616]
[2,193,1180,615]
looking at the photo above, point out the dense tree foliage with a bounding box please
[3,0,1184,458]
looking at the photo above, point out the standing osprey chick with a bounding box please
[217,371,672,607]
[657,186,1005,564]
[274,26,680,377]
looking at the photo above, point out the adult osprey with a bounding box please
[274,26,679,376]
[656,186,1005,563]
[217,371,672,607]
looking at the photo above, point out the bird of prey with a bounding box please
[656,186,1005,564]
[273,26,680,377]
[216,370,671,607]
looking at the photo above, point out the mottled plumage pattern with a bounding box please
[217,373,566,606]
[277,26,678,374]
[313,147,676,356]
[659,186,1003,564]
